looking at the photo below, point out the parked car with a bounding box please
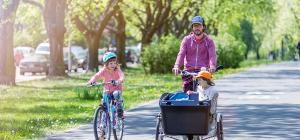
[63,48,79,72]
[19,54,49,75]
[14,46,35,66]
[70,46,88,70]
[126,45,141,63]
[98,47,141,65]
[35,43,50,55]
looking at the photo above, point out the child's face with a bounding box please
[198,78,208,87]
[107,59,117,70]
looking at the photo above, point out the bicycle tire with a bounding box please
[112,116,124,140]
[155,114,163,140]
[216,115,223,140]
[93,106,111,140]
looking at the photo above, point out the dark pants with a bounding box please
[182,70,200,92]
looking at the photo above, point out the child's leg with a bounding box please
[99,92,112,136]
[112,90,122,101]
[112,90,124,117]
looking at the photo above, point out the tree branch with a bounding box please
[96,0,121,31]
[72,16,88,35]
[22,0,43,11]
[132,9,145,28]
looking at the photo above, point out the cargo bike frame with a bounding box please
[156,67,224,140]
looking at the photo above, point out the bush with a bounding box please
[213,33,245,68]
[75,86,102,100]
[141,34,180,74]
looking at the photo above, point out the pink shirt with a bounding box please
[174,33,217,70]
[88,66,124,94]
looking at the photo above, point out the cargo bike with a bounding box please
[155,67,224,140]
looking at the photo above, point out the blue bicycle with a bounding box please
[89,82,124,140]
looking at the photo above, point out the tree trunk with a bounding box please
[44,0,67,77]
[256,48,260,60]
[0,0,20,85]
[115,10,126,68]
[141,35,152,52]
[86,33,100,72]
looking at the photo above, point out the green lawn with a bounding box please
[0,60,276,139]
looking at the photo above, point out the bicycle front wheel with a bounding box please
[94,106,111,140]
[112,112,124,140]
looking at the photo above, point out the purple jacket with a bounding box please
[174,33,217,70]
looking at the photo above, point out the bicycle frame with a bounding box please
[90,82,124,140]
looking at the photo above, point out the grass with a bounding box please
[0,59,277,139]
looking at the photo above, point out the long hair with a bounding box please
[201,77,215,86]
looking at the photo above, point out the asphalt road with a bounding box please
[44,61,300,140]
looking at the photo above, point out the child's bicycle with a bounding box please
[88,81,124,140]
[155,66,224,140]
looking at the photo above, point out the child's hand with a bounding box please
[111,80,121,86]
[192,76,197,81]
[88,81,95,85]
[186,90,193,95]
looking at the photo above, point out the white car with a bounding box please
[14,46,35,58]
[35,43,50,55]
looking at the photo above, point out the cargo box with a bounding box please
[159,92,211,135]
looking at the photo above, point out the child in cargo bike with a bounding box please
[187,70,218,116]
[173,69,218,129]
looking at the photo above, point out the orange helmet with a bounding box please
[195,71,212,81]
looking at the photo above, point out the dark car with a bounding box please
[75,51,88,70]
[70,46,88,70]
[19,54,49,75]
[63,48,79,72]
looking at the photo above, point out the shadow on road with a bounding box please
[124,103,159,136]
[221,104,300,139]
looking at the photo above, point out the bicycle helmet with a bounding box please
[195,71,212,81]
[191,16,205,27]
[102,52,117,63]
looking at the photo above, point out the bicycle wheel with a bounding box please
[94,106,111,140]
[112,110,124,140]
[216,114,223,140]
[155,114,164,140]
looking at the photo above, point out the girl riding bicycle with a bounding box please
[88,52,125,118]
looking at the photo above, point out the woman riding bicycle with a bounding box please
[88,51,125,118]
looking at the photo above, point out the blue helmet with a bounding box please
[102,52,117,63]
[191,16,205,27]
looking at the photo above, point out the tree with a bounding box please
[71,0,121,71]
[157,0,201,38]
[0,0,20,85]
[123,0,172,51]
[240,19,255,59]
[23,0,67,77]
[114,9,126,68]
[253,33,263,60]
[44,0,67,76]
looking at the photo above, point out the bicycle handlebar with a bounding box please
[179,70,198,76]
[87,81,118,87]
[178,65,224,76]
